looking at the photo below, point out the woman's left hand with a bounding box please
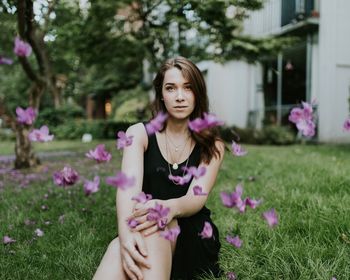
[127,199,175,236]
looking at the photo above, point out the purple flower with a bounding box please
[83,176,100,196]
[14,37,32,57]
[28,125,54,142]
[34,228,44,237]
[168,174,192,185]
[3,235,16,245]
[127,218,139,229]
[199,221,213,239]
[226,272,237,280]
[220,184,244,209]
[288,101,316,137]
[0,56,13,65]
[231,141,247,156]
[16,106,37,125]
[245,197,262,209]
[262,208,278,228]
[193,185,208,196]
[105,171,135,190]
[343,118,350,131]
[188,113,224,132]
[86,144,112,163]
[160,226,181,241]
[146,203,170,230]
[226,235,242,248]
[116,131,134,149]
[145,112,168,135]
[182,166,206,179]
[53,166,79,187]
[131,192,152,204]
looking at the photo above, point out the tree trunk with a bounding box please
[14,125,40,169]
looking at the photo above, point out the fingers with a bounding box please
[132,207,149,218]
[134,232,148,257]
[133,220,157,232]
[142,224,159,236]
[124,242,151,269]
[122,251,144,280]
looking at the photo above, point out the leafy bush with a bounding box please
[36,104,85,127]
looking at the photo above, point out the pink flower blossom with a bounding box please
[116,131,134,149]
[168,173,192,185]
[83,176,100,196]
[199,221,213,239]
[231,141,247,156]
[14,37,32,57]
[193,186,208,196]
[343,118,350,131]
[127,218,139,229]
[53,166,79,187]
[131,192,152,204]
[226,272,237,280]
[220,184,244,209]
[226,235,242,248]
[145,112,168,135]
[188,113,224,132]
[0,56,13,65]
[182,166,206,179]
[16,106,37,125]
[245,197,262,209]
[262,208,278,228]
[34,228,44,237]
[146,203,170,230]
[3,235,16,244]
[28,125,54,142]
[289,101,316,137]
[105,171,135,190]
[160,226,181,241]
[86,144,112,163]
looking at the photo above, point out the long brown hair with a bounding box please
[151,56,223,164]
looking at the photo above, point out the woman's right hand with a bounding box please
[119,231,151,280]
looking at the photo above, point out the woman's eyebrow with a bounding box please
[164,82,191,86]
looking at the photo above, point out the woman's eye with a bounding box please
[185,86,192,91]
[166,87,174,91]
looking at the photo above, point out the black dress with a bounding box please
[142,130,222,280]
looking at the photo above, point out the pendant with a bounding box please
[175,148,179,152]
[172,163,178,170]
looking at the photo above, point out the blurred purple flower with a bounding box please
[131,192,152,204]
[146,202,170,230]
[193,185,208,196]
[199,221,213,239]
[3,235,16,245]
[188,113,224,132]
[289,101,316,137]
[53,166,79,187]
[226,235,243,248]
[105,171,135,190]
[14,37,32,57]
[182,166,206,179]
[28,125,54,142]
[86,144,112,163]
[262,208,278,228]
[245,197,262,209]
[16,106,37,125]
[0,56,13,65]
[226,272,237,280]
[116,131,134,149]
[83,176,100,196]
[168,174,192,185]
[145,112,168,135]
[220,184,244,209]
[160,226,181,241]
[231,141,247,156]
[343,118,350,131]
[34,228,44,237]
[127,218,139,229]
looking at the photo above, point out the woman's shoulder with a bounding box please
[126,122,149,151]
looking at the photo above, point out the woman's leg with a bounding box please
[93,237,128,280]
[141,219,179,280]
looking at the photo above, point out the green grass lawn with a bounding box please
[1,141,350,280]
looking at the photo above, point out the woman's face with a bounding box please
[161,67,195,120]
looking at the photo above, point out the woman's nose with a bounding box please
[176,89,185,100]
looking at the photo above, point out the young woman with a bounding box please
[93,57,225,280]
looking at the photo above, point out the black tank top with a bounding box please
[142,131,201,200]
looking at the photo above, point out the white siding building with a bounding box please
[202,0,350,143]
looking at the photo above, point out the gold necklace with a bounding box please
[166,133,188,152]
[165,130,190,170]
